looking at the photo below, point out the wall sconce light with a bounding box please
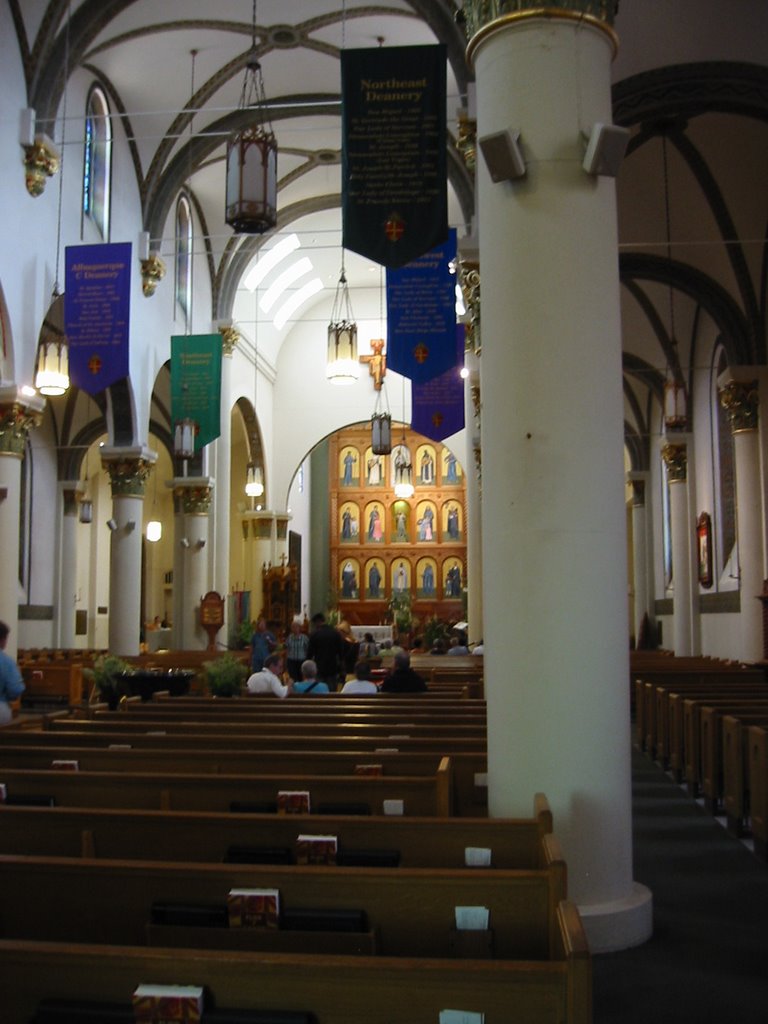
[180,537,191,548]
[78,499,93,524]
[146,520,162,543]
[582,123,630,177]
[106,518,118,532]
[478,128,526,182]
[196,538,206,550]
[245,464,264,497]
[125,520,136,532]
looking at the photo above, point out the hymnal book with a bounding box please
[296,833,338,865]
[52,759,79,771]
[0,783,6,802]
[277,790,311,814]
[439,1012,484,1024]
[454,906,490,930]
[464,847,492,867]
[353,764,383,776]
[382,798,404,816]
[227,887,280,928]
[132,983,203,1023]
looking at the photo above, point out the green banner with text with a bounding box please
[170,334,222,452]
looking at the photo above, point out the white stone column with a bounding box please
[719,373,763,662]
[464,351,483,646]
[57,483,82,649]
[627,472,651,647]
[661,439,694,655]
[174,478,214,650]
[102,447,156,656]
[213,324,237,632]
[244,511,275,616]
[0,387,44,656]
[466,8,650,950]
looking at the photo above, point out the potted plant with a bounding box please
[422,614,449,652]
[388,591,414,642]
[84,653,134,709]
[204,652,248,697]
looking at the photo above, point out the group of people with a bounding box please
[246,613,433,697]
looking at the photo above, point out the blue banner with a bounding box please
[65,242,131,396]
[342,45,447,268]
[411,325,465,441]
[386,228,457,383]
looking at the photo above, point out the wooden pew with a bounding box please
[681,698,768,801]
[0,795,551,868]
[0,742,487,816]
[0,758,453,816]
[87,701,487,723]
[721,712,768,837]
[0,846,566,955]
[0,924,591,1024]
[746,722,768,860]
[19,660,84,707]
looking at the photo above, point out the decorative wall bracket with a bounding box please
[23,135,60,197]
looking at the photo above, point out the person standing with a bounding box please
[285,620,310,682]
[307,612,345,690]
[0,621,25,726]
[250,617,277,673]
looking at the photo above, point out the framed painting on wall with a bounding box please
[697,512,713,588]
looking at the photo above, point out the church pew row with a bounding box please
[680,698,768,801]
[0,758,453,815]
[19,660,85,707]
[0,795,553,867]
[85,702,488,724]
[633,671,767,761]
[48,715,487,741]
[0,851,566,959]
[720,712,768,839]
[0,743,487,816]
[746,722,768,860]
[0,924,590,1024]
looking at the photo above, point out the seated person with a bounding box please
[380,651,428,693]
[358,632,379,659]
[341,660,379,695]
[429,638,447,655]
[292,659,330,694]
[246,653,292,697]
[447,636,470,656]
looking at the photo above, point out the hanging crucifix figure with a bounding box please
[360,338,387,391]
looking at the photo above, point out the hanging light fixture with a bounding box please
[225,0,277,234]
[174,418,195,458]
[35,6,71,397]
[327,258,360,385]
[146,465,162,542]
[245,463,264,497]
[661,134,687,432]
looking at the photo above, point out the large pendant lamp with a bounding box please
[225,0,277,235]
[35,297,69,396]
[327,258,359,385]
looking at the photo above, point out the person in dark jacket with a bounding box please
[380,651,428,693]
[306,612,345,690]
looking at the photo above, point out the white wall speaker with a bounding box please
[478,129,526,182]
[582,123,630,177]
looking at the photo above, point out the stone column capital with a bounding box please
[718,376,759,434]
[101,446,157,497]
[217,321,240,357]
[0,385,45,458]
[661,442,688,483]
[458,259,481,356]
[172,476,215,515]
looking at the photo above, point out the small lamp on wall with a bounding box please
[245,463,264,498]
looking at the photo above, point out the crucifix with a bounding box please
[359,338,387,391]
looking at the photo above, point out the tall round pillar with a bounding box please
[628,472,651,647]
[58,483,81,649]
[466,6,651,950]
[0,388,44,656]
[661,440,694,655]
[102,447,156,656]
[719,374,762,662]
[175,480,213,650]
[213,324,238,633]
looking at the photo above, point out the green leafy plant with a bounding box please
[388,590,414,634]
[204,652,248,697]
[84,654,134,702]
[422,614,449,650]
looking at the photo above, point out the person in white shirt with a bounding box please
[246,653,292,697]
[341,661,378,695]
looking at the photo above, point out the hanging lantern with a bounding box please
[174,418,196,458]
[35,335,69,396]
[245,463,264,497]
[371,412,392,455]
[327,267,359,385]
[664,372,687,431]
[225,18,277,235]
[78,499,93,525]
